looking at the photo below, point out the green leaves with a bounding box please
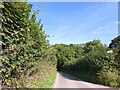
[98,66,119,87]
[54,39,119,87]
[109,36,120,48]
[1,2,50,88]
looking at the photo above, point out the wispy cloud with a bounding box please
[92,25,117,35]
[49,33,65,39]
[92,29,117,35]
[97,26,107,31]
[92,31,112,34]
[114,21,120,24]
[96,25,112,31]
[32,2,117,45]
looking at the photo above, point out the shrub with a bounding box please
[98,66,119,87]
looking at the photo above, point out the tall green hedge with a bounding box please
[54,40,119,87]
[1,2,51,88]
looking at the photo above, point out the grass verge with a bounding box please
[21,61,56,88]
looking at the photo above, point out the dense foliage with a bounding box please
[1,2,56,88]
[0,2,119,88]
[54,39,119,87]
[109,36,120,48]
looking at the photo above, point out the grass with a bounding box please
[38,70,56,88]
[21,61,57,88]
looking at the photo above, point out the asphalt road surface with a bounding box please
[53,72,112,89]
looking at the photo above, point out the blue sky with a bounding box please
[28,2,118,45]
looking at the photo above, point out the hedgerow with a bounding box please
[54,40,119,87]
[1,2,56,88]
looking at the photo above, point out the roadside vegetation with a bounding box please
[0,1,119,89]
[54,37,120,87]
[24,61,56,88]
[1,2,56,88]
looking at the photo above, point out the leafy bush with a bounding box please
[98,66,119,87]
[54,39,119,87]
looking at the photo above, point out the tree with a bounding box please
[109,36,120,48]
[54,44,75,71]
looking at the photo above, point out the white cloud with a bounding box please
[97,26,111,31]
[92,30,116,35]
[49,33,65,39]
[93,31,103,34]
[97,26,106,31]
[93,26,116,35]
[114,21,120,24]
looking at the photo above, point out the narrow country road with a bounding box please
[53,72,111,89]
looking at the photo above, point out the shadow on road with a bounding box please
[58,71,81,81]
[56,71,111,89]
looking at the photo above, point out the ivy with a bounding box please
[1,2,53,88]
